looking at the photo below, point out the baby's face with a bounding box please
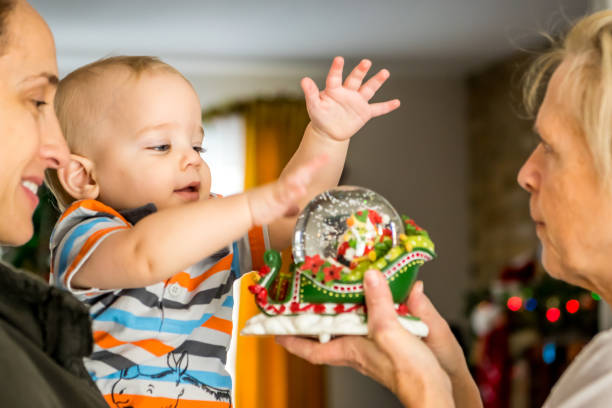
[90,71,211,211]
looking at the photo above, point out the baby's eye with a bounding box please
[193,145,207,154]
[149,144,170,152]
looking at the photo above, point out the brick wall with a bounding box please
[467,55,540,287]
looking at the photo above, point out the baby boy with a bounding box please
[46,55,398,407]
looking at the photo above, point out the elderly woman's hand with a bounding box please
[276,270,481,407]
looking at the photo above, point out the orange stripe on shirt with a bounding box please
[166,255,233,291]
[59,199,130,225]
[248,226,266,271]
[103,394,230,408]
[201,316,233,335]
[93,331,174,358]
[63,225,129,285]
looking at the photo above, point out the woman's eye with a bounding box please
[540,142,553,154]
[149,144,170,152]
[32,100,47,109]
[193,145,207,154]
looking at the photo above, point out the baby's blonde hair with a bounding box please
[524,10,612,187]
[46,56,186,210]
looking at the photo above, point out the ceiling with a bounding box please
[30,0,590,77]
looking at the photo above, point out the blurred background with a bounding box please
[4,1,611,407]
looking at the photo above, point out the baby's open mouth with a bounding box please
[174,182,200,193]
[174,182,201,201]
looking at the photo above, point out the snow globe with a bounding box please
[241,186,436,342]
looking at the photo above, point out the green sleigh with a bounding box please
[248,214,436,318]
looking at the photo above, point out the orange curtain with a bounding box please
[230,99,326,408]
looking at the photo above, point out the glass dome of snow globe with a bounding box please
[292,186,404,263]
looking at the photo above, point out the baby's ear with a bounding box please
[57,154,100,200]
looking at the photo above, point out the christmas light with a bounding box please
[546,307,561,323]
[525,298,537,311]
[592,292,602,301]
[507,296,522,312]
[546,296,560,308]
[542,342,556,364]
[566,299,579,314]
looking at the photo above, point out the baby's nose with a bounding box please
[181,147,202,169]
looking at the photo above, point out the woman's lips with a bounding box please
[21,180,40,209]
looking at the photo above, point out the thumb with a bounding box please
[301,77,320,108]
[364,269,402,336]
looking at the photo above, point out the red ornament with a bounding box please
[397,304,409,315]
[301,254,325,274]
[337,241,350,256]
[323,265,343,282]
[258,265,271,276]
[506,296,522,312]
[546,307,561,322]
[368,210,383,225]
[566,299,580,314]
[405,218,423,231]
[313,304,326,314]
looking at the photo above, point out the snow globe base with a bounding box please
[241,312,429,343]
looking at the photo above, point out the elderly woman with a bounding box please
[0,0,107,405]
[278,10,612,408]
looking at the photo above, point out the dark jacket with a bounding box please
[0,261,107,407]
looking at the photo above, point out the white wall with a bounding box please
[187,67,469,408]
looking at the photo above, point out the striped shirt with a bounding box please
[49,199,268,407]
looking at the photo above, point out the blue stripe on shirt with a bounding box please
[222,296,233,307]
[93,365,232,389]
[58,218,114,280]
[94,307,218,334]
[231,241,240,277]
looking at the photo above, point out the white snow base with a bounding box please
[241,312,429,343]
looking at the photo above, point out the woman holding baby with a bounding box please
[0,0,108,405]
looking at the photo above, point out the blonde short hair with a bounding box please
[46,56,186,210]
[524,10,612,185]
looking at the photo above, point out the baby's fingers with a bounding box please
[369,99,400,118]
[343,59,372,90]
[326,56,345,90]
[359,69,390,101]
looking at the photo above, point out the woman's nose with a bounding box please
[517,150,539,193]
[40,114,69,170]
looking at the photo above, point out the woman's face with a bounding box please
[0,1,68,246]
[518,61,612,294]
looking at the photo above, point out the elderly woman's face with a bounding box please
[0,1,68,246]
[518,61,612,291]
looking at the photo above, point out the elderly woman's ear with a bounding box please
[56,154,99,200]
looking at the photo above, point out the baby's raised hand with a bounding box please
[302,57,400,142]
[246,155,327,226]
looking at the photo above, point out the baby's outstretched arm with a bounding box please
[69,156,326,290]
[270,57,400,248]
